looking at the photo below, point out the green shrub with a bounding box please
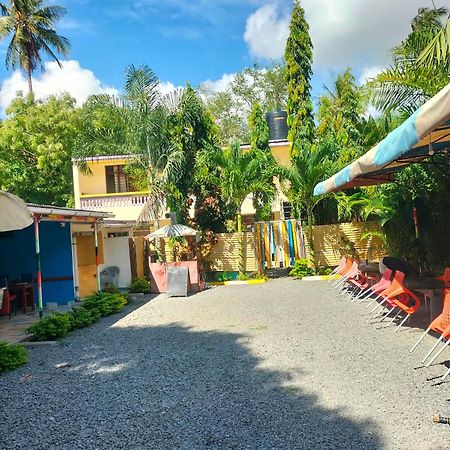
[0,341,27,373]
[68,307,101,331]
[128,277,151,294]
[217,271,232,282]
[81,292,127,316]
[289,259,315,279]
[26,312,72,341]
[238,273,250,281]
[316,267,333,275]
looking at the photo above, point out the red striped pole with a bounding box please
[94,222,101,291]
[34,216,43,318]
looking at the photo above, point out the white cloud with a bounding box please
[201,73,235,94]
[358,66,383,86]
[0,60,118,112]
[244,0,434,70]
[158,81,180,95]
[244,4,290,60]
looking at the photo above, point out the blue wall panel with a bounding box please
[0,221,74,305]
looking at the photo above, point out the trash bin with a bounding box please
[100,266,120,290]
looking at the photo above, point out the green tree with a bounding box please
[0,0,70,93]
[202,63,287,145]
[285,0,315,156]
[317,68,364,167]
[0,93,80,205]
[196,143,280,272]
[368,7,449,114]
[75,64,184,223]
[285,142,335,258]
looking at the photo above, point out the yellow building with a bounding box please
[73,155,150,221]
[72,140,293,226]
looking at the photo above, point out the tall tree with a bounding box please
[285,0,315,156]
[0,93,80,205]
[0,0,70,93]
[317,68,364,167]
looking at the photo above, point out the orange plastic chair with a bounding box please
[332,258,354,288]
[436,268,450,287]
[371,271,405,316]
[326,256,346,283]
[411,289,450,366]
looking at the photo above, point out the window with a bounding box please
[105,165,134,193]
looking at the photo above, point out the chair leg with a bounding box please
[371,297,387,314]
[388,309,401,325]
[395,314,409,332]
[410,327,430,353]
[365,293,382,309]
[380,306,396,322]
[422,335,444,364]
[441,366,450,381]
[425,339,450,368]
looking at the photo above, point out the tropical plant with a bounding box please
[285,0,315,156]
[129,277,151,294]
[289,258,315,279]
[26,312,71,341]
[196,143,280,272]
[285,142,335,254]
[367,7,449,114]
[0,0,70,93]
[0,341,27,372]
[417,9,450,68]
[75,64,184,223]
[317,68,364,167]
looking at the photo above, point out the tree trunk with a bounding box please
[306,206,315,268]
[27,69,33,94]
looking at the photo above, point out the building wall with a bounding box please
[100,235,132,289]
[0,221,75,305]
[270,143,291,167]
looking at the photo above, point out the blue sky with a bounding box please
[0,0,442,112]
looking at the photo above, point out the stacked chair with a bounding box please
[331,258,450,382]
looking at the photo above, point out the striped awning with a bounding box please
[314,82,450,195]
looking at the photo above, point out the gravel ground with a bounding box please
[1,279,450,449]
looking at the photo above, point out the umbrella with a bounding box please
[314,81,450,195]
[0,191,33,232]
[145,224,200,240]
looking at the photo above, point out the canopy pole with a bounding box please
[94,222,101,291]
[34,216,43,318]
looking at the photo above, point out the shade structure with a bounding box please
[314,82,450,195]
[145,224,200,240]
[0,191,33,232]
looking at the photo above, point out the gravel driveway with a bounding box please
[1,279,449,449]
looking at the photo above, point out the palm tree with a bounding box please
[367,7,449,114]
[75,64,184,223]
[285,142,335,259]
[196,143,281,273]
[0,0,69,93]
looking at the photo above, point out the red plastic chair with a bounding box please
[0,289,17,319]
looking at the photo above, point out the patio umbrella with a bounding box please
[314,81,450,195]
[0,191,33,232]
[145,224,200,240]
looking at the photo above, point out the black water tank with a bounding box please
[265,110,288,141]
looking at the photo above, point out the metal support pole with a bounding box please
[34,216,43,318]
[94,222,101,292]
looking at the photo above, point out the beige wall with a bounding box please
[309,221,386,267]
[270,143,291,167]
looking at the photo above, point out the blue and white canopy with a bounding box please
[314,82,450,196]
